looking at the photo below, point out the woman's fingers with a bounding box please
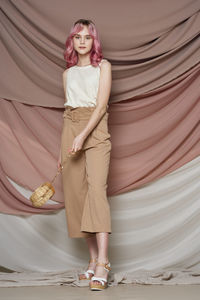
[67,148,81,156]
[67,148,76,157]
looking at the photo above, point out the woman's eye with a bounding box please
[74,36,91,40]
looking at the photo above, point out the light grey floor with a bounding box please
[0,285,200,300]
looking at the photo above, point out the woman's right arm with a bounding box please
[57,70,68,168]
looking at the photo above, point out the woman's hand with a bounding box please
[69,132,86,154]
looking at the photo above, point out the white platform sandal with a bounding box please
[89,261,111,290]
[79,257,97,280]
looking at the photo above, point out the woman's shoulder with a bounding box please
[63,67,73,79]
[63,68,69,76]
[99,58,110,64]
[99,58,111,67]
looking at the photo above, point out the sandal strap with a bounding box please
[96,261,111,271]
[80,269,94,279]
[86,270,95,274]
[91,276,107,285]
[89,257,97,263]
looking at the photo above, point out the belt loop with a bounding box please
[71,110,79,122]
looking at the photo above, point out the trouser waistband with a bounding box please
[64,105,97,111]
[63,106,97,121]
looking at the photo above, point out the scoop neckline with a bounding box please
[75,64,92,68]
[74,59,105,68]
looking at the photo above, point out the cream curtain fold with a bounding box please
[0,156,199,279]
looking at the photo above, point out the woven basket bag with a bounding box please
[30,150,80,207]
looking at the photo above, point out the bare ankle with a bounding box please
[97,257,109,263]
[89,255,98,262]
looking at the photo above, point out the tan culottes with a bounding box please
[61,105,112,238]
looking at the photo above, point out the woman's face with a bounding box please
[73,25,93,55]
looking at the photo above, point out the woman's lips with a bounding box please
[79,47,86,49]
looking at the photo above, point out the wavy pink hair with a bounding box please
[64,19,103,69]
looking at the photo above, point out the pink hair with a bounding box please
[63,20,103,68]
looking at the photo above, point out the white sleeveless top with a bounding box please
[64,59,108,108]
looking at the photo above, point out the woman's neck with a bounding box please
[76,55,91,67]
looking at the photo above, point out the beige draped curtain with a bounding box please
[0,0,200,214]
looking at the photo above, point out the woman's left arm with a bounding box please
[80,60,112,138]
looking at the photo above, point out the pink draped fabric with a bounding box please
[0,0,200,214]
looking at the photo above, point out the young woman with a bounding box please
[58,19,112,291]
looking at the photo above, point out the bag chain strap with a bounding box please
[50,150,81,184]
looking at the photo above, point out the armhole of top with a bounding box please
[63,69,68,103]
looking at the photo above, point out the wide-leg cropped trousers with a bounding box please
[61,105,112,238]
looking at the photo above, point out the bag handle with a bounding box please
[50,150,82,184]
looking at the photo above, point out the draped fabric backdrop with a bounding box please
[0,0,200,283]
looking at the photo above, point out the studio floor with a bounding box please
[0,284,200,300]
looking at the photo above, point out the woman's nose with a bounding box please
[80,38,86,44]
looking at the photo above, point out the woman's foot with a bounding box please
[79,257,97,280]
[90,259,111,288]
